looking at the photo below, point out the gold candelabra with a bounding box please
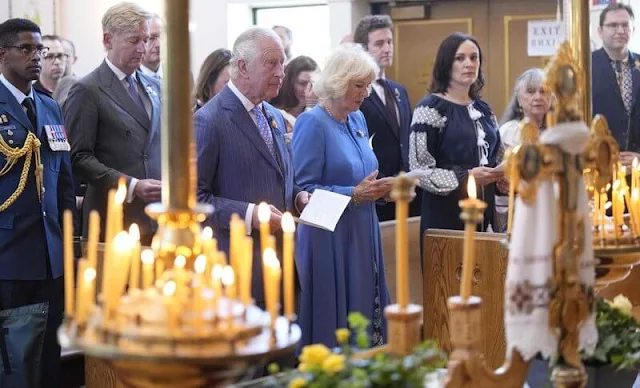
[57,1,299,387]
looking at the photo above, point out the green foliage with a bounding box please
[274,312,447,388]
[582,298,640,370]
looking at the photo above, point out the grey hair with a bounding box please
[500,68,546,125]
[313,44,379,105]
[230,27,283,79]
[102,2,151,35]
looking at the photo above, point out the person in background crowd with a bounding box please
[65,2,162,245]
[355,14,421,221]
[409,33,503,244]
[270,55,318,136]
[0,18,75,387]
[273,25,292,64]
[293,44,393,350]
[495,68,552,232]
[61,37,77,77]
[592,3,640,169]
[140,14,164,80]
[33,34,67,96]
[192,48,231,111]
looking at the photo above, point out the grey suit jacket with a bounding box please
[64,60,161,242]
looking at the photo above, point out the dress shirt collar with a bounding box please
[0,73,33,104]
[140,64,162,79]
[228,80,262,112]
[105,57,137,82]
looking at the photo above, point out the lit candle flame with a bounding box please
[282,212,295,233]
[258,202,271,224]
[221,266,235,287]
[263,248,280,268]
[605,183,611,191]
[84,267,97,282]
[141,249,155,265]
[605,201,612,210]
[115,180,127,204]
[211,264,223,282]
[113,230,131,252]
[202,226,213,240]
[174,255,186,269]
[129,223,140,242]
[194,255,207,274]
[613,180,621,191]
[467,175,477,200]
[163,280,176,297]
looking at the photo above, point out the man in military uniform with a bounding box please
[0,18,74,387]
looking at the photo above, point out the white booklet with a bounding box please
[297,189,352,232]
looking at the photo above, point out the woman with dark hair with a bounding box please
[270,55,318,134]
[409,33,503,236]
[193,48,231,111]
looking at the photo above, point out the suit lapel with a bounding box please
[595,49,625,108]
[32,92,47,138]
[264,104,286,174]
[630,52,640,107]
[138,72,161,149]
[97,61,150,130]
[365,89,399,141]
[0,82,34,132]
[221,87,283,176]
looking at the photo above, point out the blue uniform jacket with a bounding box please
[0,82,75,280]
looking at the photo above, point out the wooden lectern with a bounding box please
[423,229,508,369]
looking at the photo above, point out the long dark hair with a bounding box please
[428,33,485,100]
[270,55,318,110]
[193,48,231,108]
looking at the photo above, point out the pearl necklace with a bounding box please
[322,104,347,124]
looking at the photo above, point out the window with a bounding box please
[253,4,330,67]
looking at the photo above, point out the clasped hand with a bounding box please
[353,170,394,203]
[469,166,502,186]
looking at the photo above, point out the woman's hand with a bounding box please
[496,177,510,194]
[469,167,500,186]
[353,170,394,203]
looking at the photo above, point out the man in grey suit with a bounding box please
[65,2,161,244]
[195,27,309,306]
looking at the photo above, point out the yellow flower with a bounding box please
[297,363,311,372]
[321,354,345,376]
[611,294,633,316]
[335,328,350,344]
[289,377,307,388]
[299,344,331,366]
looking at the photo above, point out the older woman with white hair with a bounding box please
[292,44,393,349]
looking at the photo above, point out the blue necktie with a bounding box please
[251,106,276,159]
[126,75,146,113]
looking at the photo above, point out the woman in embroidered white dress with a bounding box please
[494,68,552,231]
[409,33,504,242]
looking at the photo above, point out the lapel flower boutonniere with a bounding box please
[394,88,401,103]
[635,59,640,70]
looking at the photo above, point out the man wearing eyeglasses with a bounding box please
[593,3,640,169]
[0,18,74,387]
[33,35,67,97]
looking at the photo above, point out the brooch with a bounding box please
[394,88,401,103]
[145,86,158,98]
[270,117,278,130]
[356,130,365,138]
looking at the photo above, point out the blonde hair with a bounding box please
[313,44,379,104]
[102,2,152,35]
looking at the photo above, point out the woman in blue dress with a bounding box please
[292,44,393,349]
[409,33,504,239]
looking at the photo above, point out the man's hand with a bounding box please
[296,191,311,212]
[133,179,162,203]
[620,151,640,170]
[469,167,501,186]
[251,204,283,231]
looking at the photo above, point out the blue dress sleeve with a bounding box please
[292,112,355,197]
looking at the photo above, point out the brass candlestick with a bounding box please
[384,174,422,357]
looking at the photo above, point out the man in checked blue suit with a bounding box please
[195,27,309,307]
[0,19,74,387]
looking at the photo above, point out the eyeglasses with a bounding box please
[5,45,49,57]
[603,22,631,31]
[43,53,69,62]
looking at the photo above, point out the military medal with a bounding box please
[44,124,71,151]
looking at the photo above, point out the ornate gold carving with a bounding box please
[544,41,584,126]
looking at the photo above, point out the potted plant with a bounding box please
[527,295,640,388]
